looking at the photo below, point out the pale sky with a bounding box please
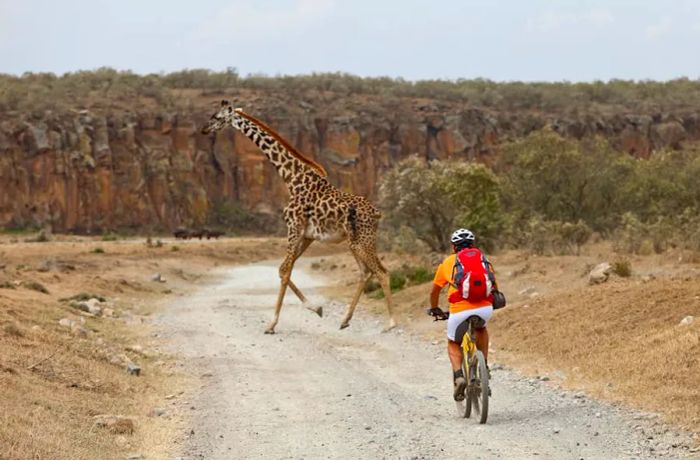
[1,0,699,82]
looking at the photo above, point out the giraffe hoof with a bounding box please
[306,305,323,317]
[339,322,350,330]
[381,322,397,333]
[264,328,276,335]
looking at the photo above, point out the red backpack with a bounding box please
[448,247,493,304]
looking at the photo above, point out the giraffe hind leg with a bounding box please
[340,270,372,329]
[340,245,397,331]
[265,266,291,335]
[375,265,397,332]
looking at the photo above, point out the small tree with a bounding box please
[499,130,632,233]
[379,156,504,252]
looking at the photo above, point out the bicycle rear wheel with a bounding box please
[463,351,489,423]
[475,350,489,424]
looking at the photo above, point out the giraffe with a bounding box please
[201,100,397,334]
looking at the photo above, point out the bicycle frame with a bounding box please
[460,322,478,380]
[461,318,488,423]
[461,325,477,360]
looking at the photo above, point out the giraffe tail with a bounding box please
[348,205,358,239]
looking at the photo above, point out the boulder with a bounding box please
[127,362,141,376]
[588,262,612,285]
[70,324,89,338]
[680,316,695,326]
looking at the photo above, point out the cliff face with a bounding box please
[1,94,699,232]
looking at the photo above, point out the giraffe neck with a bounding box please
[230,112,325,186]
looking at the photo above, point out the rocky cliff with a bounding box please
[1,92,699,232]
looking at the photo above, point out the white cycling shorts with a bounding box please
[447,305,493,341]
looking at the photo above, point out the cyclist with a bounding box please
[429,228,497,401]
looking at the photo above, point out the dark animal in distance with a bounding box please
[173,228,225,240]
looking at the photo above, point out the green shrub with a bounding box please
[613,213,645,254]
[612,258,632,277]
[406,266,432,285]
[364,264,431,298]
[389,272,406,291]
[91,247,105,254]
[499,131,633,233]
[511,217,592,255]
[364,280,381,293]
[379,156,504,252]
[613,213,683,254]
[24,281,49,294]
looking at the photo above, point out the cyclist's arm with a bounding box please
[483,255,499,290]
[430,283,442,309]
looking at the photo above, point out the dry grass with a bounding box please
[491,276,700,432]
[0,235,297,460]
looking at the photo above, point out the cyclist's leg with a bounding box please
[446,309,471,370]
[447,339,463,371]
[447,310,470,401]
[475,327,489,362]
[470,305,494,363]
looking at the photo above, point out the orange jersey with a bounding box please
[433,253,494,313]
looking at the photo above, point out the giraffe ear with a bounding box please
[221,100,229,107]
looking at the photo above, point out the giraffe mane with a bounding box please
[236,110,328,177]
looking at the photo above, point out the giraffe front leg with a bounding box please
[288,279,323,317]
[265,233,314,334]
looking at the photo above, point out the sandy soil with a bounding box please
[156,258,698,459]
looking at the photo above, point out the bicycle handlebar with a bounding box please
[426,307,449,321]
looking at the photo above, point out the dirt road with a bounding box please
[158,259,695,459]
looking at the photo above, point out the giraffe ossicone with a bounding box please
[201,100,397,334]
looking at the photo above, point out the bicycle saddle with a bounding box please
[454,315,486,344]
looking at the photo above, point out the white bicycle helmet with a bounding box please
[450,228,475,247]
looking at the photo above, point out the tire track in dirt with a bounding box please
[157,260,695,459]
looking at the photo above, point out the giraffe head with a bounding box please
[201,100,239,134]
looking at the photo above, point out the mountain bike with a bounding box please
[427,308,489,424]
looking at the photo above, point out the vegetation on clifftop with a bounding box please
[3,68,700,113]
